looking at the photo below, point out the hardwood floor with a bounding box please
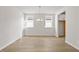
[1,36,79,52]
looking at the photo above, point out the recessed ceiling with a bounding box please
[16,6,64,14]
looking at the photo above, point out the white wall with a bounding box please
[58,14,65,21]
[23,14,55,36]
[55,14,59,37]
[65,7,79,50]
[17,6,64,14]
[0,7,23,50]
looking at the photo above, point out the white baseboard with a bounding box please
[0,37,20,51]
[66,41,79,51]
[24,35,55,37]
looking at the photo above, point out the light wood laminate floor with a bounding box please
[1,36,79,52]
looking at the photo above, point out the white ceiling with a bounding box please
[16,6,64,14]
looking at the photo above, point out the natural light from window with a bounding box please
[24,20,34,28]
[45,20,52,28]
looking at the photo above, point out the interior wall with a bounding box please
[55,14,59,37]
[23,14,55,36]
[65,7,79,50]
[0,7,23,50]
[58,13,65,21]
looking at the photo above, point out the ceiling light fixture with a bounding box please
[36,6,43,21]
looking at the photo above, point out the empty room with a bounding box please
[0,6,79,52]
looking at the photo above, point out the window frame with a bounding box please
[24,15,34,28]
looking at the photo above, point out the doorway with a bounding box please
[57,11,66,37]
[58,20,66,37]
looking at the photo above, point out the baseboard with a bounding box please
[23,35,56,37]
[0,37,21,51]
[66,41,79,51]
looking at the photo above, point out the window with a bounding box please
[24,20,34,28]
[24,15,34,28]
[45,20,52,28]
[45,16,53,28]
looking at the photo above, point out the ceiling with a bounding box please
[16,6,64,14]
